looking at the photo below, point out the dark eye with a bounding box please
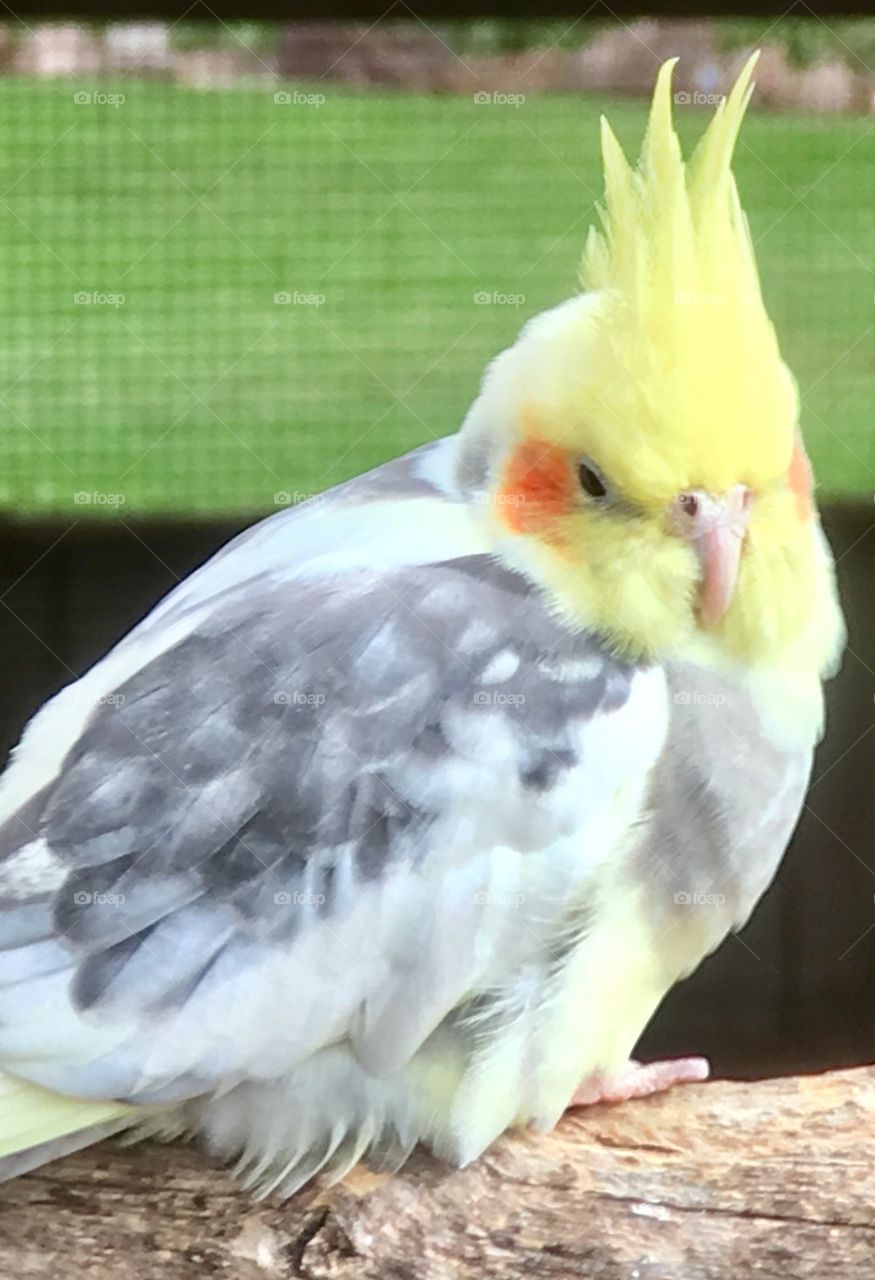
[578,460,608,500]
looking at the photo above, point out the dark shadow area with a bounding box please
[8,1,871,23]
[0,502,872,1078]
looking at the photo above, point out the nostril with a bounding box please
[679,493,699,519]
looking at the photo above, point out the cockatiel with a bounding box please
[0,53,844,1196]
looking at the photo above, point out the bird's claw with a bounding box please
[568,1055,711,1108]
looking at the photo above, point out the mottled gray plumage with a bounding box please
[639,665,812,965]
[0,554,631,1042]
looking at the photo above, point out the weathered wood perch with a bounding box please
[2,1067,874,1279]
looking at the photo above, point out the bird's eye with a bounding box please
[577,460,608,500]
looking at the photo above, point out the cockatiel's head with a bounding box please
[460,54,844,681]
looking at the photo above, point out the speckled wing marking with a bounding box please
[0,551,636,1103]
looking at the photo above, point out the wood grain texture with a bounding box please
[1,1067,874,1279]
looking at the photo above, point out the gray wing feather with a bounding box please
[634,662,812,962]
[0,554,635,1101]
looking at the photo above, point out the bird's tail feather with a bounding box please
[0,1069,134,1180]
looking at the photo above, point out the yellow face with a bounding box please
[487,394,836,673]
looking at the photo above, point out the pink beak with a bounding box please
[671,485,752,628]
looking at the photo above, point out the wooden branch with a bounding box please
[2,1067,874,1279]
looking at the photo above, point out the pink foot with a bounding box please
[569,1056,710,1108]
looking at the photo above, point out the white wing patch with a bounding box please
[0,841,66,900]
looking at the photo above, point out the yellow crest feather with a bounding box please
[579,52,796,500]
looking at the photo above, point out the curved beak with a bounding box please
[671,485,752,628]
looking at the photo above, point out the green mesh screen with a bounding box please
[0,20,872,517]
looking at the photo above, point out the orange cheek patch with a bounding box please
[497,438,576,539]
[787,433,813,521]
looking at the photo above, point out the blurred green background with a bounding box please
[0,18,872,515]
